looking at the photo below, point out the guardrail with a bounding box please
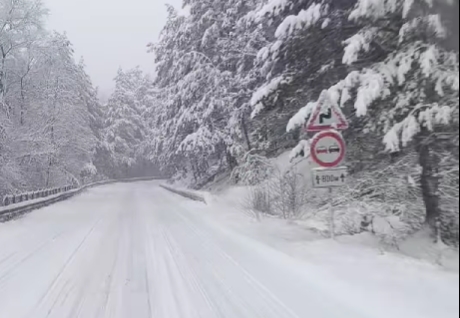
[0,177,163,222]
[159,184,207,204]
[2,185,77,207]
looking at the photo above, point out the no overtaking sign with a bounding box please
[310,130,346,168]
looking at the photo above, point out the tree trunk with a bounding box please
[47,123,55,188]
[241,114,252,151]
[226,151,238,171]
[417,131,441,230]
[20,77,26,125]
[46,156,52,188]
[1,50,9,119]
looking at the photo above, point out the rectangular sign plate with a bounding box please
[312,167,348,188]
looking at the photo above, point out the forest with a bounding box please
[1,0,459,245]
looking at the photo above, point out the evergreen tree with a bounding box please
[287,0,459,233]
[248,0,357,154]
[103,67,151,178]
[150,1,265,185]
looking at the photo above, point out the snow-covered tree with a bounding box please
[0,0,47,105]
[103,67,151,177]
[148,4,230,185]
[247,0,357,155]
[0,2,101,195]
[288,0,459,234]
[27,32,96,186]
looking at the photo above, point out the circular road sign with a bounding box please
[310,130,346,168]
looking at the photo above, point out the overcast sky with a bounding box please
[43,0,183,99]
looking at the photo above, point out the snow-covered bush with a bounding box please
[270,170,310,219]
[244,168,310,220]
[244,183,274,219]
[231,151,276,186]
[338,204,371,236]
[373,215,413,249]
[0,160,24,198]
[438,149,460,246]
[313,198,417,248]
[80,163,98,184]
[305,154,426,243]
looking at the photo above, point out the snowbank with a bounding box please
[199,149,459,272]
[160,184,208,204]
[174,187,459,318]
[210,180,459,271]
[400,228,459,271]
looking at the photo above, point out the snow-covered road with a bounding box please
[0,182,458,318]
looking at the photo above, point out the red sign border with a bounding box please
[306,91,349,132]
[306,107,349,132]
[310,131,346,168]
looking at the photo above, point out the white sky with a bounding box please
[43,0,183,99]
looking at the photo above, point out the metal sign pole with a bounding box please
[328,187,335,240]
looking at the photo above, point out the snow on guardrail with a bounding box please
[2,185,77,207]
[159,184,207,204]
[0,188,82,222]
[0,177,164,222]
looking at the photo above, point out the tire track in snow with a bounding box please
[66,213,121,318]
[0,186,126,318]
[160,228,219,317]
[32,216,103,317]
[2,182,451,318]
[0,230,68,290]
[140,192,220,318]
[169,206,301,318]
[138,187,300,318]
[0,252,15,267]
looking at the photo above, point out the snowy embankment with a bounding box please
[160,184,208,203]
[165,149,459,272]
[214,185,457,264]
[159,180,459,272]
[172,185,459,318]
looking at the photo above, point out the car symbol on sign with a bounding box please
[316,146,328,155]
[329,144,340,153]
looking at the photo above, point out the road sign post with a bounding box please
[305,91,349,239]
[328,187,335,240]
